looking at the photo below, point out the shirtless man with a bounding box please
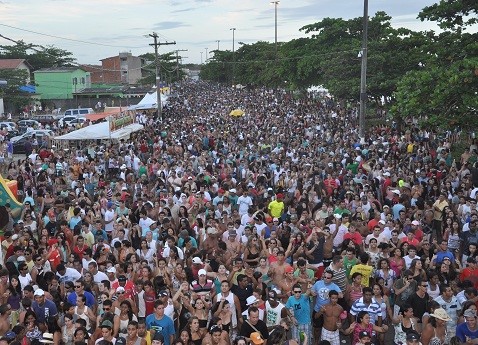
[318,290,349,345]
[269,250,288,287]
[224,229,242,259]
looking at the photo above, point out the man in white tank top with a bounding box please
[263,290,287,330]
[213,280,243,332]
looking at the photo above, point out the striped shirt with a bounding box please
[350,297,382,324]
[326,264,348,292]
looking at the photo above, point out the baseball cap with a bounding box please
[116,286,125,293]
[198,269,207,276]
[106,267,116,273]
[101,320,113,329]
[406,332,420,341]
[34,289,45,297]
[246,295,259,306]
[152,333,164,342]
[250,332,264,345]
[192,257,203,264]
[464,309,477,318]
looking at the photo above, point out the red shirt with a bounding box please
[344,232,363,246]
[111,280,136,299]
[460,267,478,288]
[48,249,61,270]
[144,289,156,316]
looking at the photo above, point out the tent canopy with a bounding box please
[54,122,143,141]
[128,92,168,110]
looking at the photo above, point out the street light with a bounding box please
[205,48,208,62]
[216,40,220,50]
[200,51,203,64]
[230,28,236,85]
[270,1,279,57]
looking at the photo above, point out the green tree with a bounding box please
[0,40,75,71]
[0,69,31,113]
[392,0,478,127]
[138,52,185,86]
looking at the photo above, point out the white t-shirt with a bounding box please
[237,195,253,215]
[104,209,115,233]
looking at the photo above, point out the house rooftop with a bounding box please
[0,58,32,69]
[35,67,85,72]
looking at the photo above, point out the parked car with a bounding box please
[63,108,94,116]
[0,122,19,136]
[58,115,83,128]
[11,129,54,154]
[32,115,57,125]
[17,120,41,132]
[67,118,87,128]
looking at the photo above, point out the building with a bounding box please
[34,67,91,100]
[81,52,145,85]
[0,58,33,83]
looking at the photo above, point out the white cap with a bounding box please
[174,187,181,192]
[333,213,342,219]
[11,234,19,240]
[17,256,26,262]
[246,295,259,305]
[116,286,125,293]
[383,172,390,176]
[106,267,116,273]
[198,269,207,276]
[192,257,203,264]
[392,189,401,195]
[412,220,420,226]
[34,289,45,297]
[121,186,128,191]
[120,164,126,170]
[229,188,237,193]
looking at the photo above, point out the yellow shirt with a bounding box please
[268,200,284,218]
[350,264,373,287]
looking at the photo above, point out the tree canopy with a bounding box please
[199,0,477,128]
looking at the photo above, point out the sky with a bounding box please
[0,0,443,65]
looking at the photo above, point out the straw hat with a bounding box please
[430,308,451,321]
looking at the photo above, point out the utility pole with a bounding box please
[216,40,220,50]
[175,49,188,81]
[230,28,236,85]
[271,1,279,58]
[359,0,368,142]
[149,32,176,121]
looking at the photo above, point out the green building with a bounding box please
[34,67,91,100]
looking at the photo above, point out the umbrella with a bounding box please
[229,109,245,117]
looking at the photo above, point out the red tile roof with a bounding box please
[0,59,28,69]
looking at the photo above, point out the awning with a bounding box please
[85,111,119,122]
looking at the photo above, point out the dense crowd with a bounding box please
[0,80,478,345]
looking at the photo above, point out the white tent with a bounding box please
[54,122,144,141]
[129,92,168,110]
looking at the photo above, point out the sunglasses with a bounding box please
[293,290,302,293]
[74,286,82,289]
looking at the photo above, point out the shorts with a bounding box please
[312,311,324,328]
[321,328,340,345]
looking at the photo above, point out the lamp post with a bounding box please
[216,40,220,50]
[230,28,236,85]
[205,48,208,62]
[358,0,368,141]
[270,1,279,57]
[200,51,203,64]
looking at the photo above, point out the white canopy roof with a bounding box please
[54,122,144,141]
[128,92,168,110]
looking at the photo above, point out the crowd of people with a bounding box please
[0,80,477,345]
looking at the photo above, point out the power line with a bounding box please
[0,23,145,49]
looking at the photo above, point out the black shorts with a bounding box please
[312,311,324,328]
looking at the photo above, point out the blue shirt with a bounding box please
[312,280,341,312]
[456,321,478,343]
[145,314,175,345]
[177,236,198,249]
[32,299,58,323]
[435,250,455,265]
[285,294,311,325]
[67,291,96,308]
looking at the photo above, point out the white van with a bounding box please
[63,108,94,116]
